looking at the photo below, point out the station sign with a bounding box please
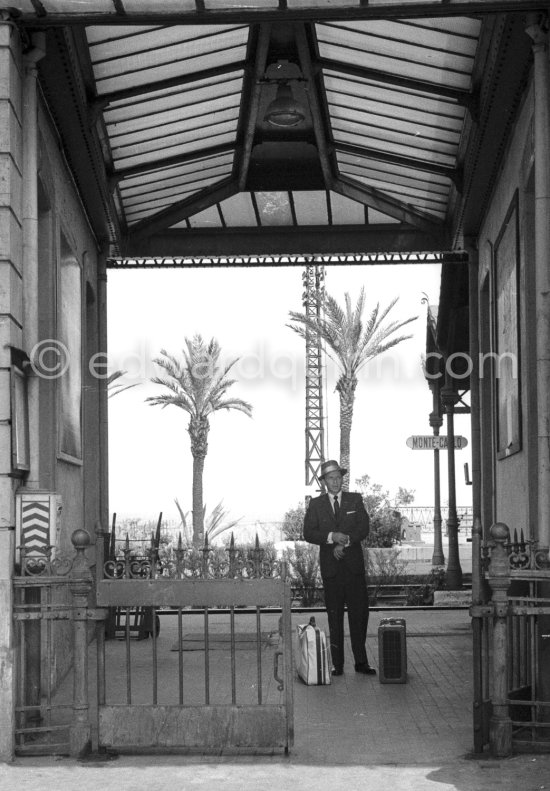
[406,435,468,450]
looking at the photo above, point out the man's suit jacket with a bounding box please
[303,492,370,579]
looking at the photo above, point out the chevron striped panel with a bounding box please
[21,500,51,553]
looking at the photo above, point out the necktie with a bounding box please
[333,496,340,519]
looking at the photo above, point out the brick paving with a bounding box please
[4,607,550,790]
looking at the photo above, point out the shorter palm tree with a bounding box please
[147,336,252,546]
[174,498,243,545]
[288,288,416,488]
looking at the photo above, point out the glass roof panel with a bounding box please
[287,0,361,6]
[329,106,461,145]
[323,72,464,121]
[347,172,449,204]
[124,0,196,10]
[255,193,292,226]
[104,74,243,121]
[329,191,366,225]
[404,16,482,38]
[122,176,224,210]
[88,24,244,58]
[335,129,456,167]
[220,193,258,227]
[346,172,447,217]
[3,0,34,10]
[42,0,113,10]
[188,206,223,228]
[88,26,248,94]
[318,41,471,91]
[121,158,234,196]
[333,118,457,157]
[114,130,236,171]
[86,25,162,44]
[337,153,450,191]
[357,19,479,56]
[107,100,240,141]
[206,0,278,6]
[293,192,328,226]
[109,106,240,150]
[367,209,400,224]
[317,21,476,90]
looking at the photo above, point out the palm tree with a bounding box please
[107,369,141,398]
[174,498,243,545]
[147,336,252,546]
[288,288,417,489]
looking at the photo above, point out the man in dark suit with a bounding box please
[303,460,375,676]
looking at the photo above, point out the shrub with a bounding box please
[282,542,322,606]
[282,504,306,541]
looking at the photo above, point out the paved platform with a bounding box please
[2,608,550,790]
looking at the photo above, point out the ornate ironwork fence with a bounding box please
[471,521,550,755]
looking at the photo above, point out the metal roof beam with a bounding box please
[125,177,239,242]
[111,142,235,184]
[318,57,474,107]
[333,173,446,236]
[123,224,447,258]
[90,60,248,111]
[295,23,336,190]
[12,2,547,27]
[236,24,271,190]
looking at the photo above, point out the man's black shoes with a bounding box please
[355,663,376,675]
[331,667,344,676]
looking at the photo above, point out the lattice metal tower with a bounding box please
[302,263,326,492]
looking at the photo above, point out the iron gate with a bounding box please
[95,529,294,754]
[12,530,98,756]
[471,520,550,755]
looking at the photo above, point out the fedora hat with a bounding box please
[319,460,347,479]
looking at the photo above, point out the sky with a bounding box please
[107,262,472,536]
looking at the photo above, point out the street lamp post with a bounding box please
[441,382,463,589]
[429,380,445,567]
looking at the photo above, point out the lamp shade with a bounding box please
[264,82,305,127]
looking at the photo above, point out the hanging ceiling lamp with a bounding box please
[264,81,305,127]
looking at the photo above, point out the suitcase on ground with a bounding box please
[296,616,332,685]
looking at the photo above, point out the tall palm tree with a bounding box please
[288,288,417,489]
[147,336,252,546]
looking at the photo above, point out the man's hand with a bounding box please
[333,544,346,560]
[332,531,349,546]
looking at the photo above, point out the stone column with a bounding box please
[0,12,21,762]
[526,14,550,555]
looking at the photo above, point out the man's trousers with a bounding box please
[322,568,370,670]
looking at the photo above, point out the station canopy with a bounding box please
[8,1,536,261]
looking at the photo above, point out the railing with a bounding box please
[471,522,550,756]
[12,530,97,757]
[96,524,294,753]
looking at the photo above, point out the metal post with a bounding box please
[488,522,512,758]
[429,380,445,566]
[69,529,92,757]
[441,382,463,588]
